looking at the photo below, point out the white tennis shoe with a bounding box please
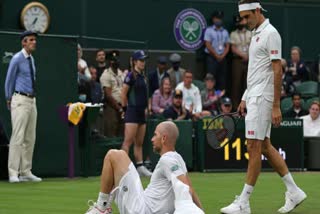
[85,188,118,214]
[278,188,307,213]
[220,196,251,214]
[137,165,152,177]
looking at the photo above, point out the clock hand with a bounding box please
[32,17,38,25]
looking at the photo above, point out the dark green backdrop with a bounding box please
[0,0,319,60]
[0,32,78,176]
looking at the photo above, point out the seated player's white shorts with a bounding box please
[114,163,150,214]
[245,96,272,140]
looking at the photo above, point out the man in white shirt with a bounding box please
[176,70,210,119]
[300,101,320,137]
[221,1,306,214]
[84,121,203,214]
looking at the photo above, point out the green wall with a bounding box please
[0,0,319,60]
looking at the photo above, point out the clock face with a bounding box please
[21,3,50,33]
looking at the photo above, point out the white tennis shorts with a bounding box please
[114,163,150,214]
[245,96,272,140]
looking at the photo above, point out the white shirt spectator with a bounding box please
[300,114,320,137]
[176,82,202,114]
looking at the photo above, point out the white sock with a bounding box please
[97,192,109,210]
[282,173,299,192]
[239,184,254,202]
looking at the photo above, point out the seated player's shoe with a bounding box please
[19,173,42,182]
[85,188,118,214]
[220,195,251,214]
[85,201,112,214]
[278,188,307,213]
[137,165,152,177]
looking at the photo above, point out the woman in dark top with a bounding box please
[120,50,152,177]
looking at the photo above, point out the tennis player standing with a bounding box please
[221,1,307,213]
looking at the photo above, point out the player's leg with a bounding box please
[261,138,307,213]
[86,149,132,214]
[121,123,138,153]
[135,123,152,177]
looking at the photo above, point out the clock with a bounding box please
[20,2,50,33]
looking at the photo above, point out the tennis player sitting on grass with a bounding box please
[85,121,203,214]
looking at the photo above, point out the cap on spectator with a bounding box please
[204,73,215,81]
[211,10,224,19]
[20,30,38,41]
[221,97,232,106]
[173,89,183,98]
[132,50,148,60]
[169,53,182,63]
[108,50,120,62]
[158,56,168,64]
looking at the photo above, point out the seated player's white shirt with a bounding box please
[300,114,320,137]
[242,19,282,102]
[144,151,188,214]
[176,82,202,113]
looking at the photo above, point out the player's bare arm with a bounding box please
[177,174,203,210]
[272,59,282,127]
[121,84,129,108]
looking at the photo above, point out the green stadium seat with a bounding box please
[192,80,205,91]
[296,81,319,98]
[281,97,293,113]
[304,97,320,110]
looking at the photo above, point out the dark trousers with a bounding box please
[231,58,248,108]
[103,104,124,137]
[206,54,227,90]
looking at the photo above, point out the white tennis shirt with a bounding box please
[242,19,282,101]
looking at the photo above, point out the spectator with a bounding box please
[148,56,169,96]
[77,44,91,82]
[163,89,191,120]
[94,49,107,82]
[89,66,102,104]
[121,50,152,177]
[4,31,41,183]
[176,70,210,119]
[201,73,225,116]
[167,53,186,88]
[100,50,124,137]
[220,97,233,114]
[283,92,308,118]
[300,101,320,137]
[151,77,173,115]
[204,10,230,90]
[230,14,251,107]
[285,46,309,86]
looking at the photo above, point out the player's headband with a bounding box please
[238,2,267,12]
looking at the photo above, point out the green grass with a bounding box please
[0,172,319,214]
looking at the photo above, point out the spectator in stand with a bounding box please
[148,56,169,97]
[230,14,251,107]
[77,44,91,82]
[285,46,309,86]
[151,77,173,116]
[283,92,308,118]
[300,101,320,137]
[163,89,192,120]
[201,73,225,116]
[204,10,230,90]
[100,50,124,137]
[176,70,211,119]
[94,49,107,82]
[167,53,186,89]
[219,97,233,114]
[89,65,102,104]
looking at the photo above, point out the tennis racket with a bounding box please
[205,112,242,149]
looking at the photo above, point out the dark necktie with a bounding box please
[27,57,36,94]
